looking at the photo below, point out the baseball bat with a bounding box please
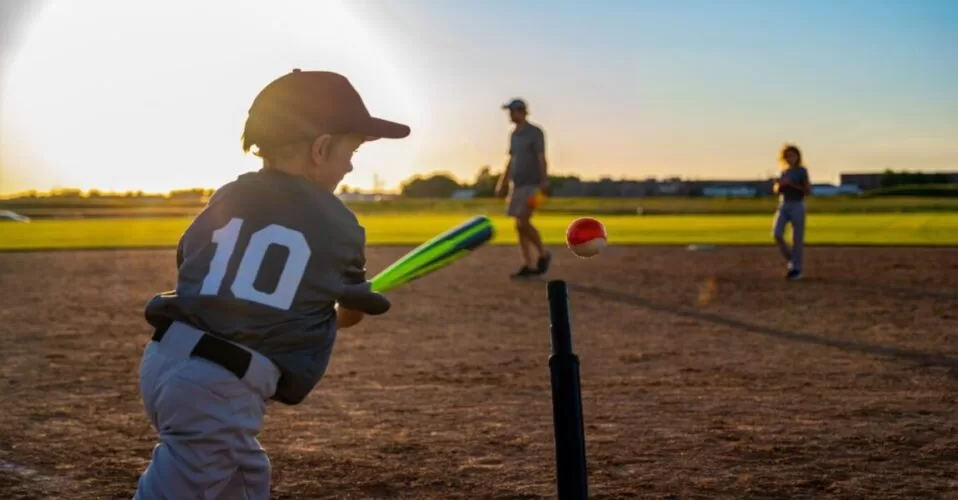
[370,215,494,293]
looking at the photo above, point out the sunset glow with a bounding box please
[1,0,956,195]
[0,0,426,194]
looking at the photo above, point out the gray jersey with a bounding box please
[145,169,368,405]
[778,166,809,202]
[508,122,546,186]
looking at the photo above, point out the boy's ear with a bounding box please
[311,134,334,162]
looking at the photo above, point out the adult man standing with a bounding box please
[495,98,551,279]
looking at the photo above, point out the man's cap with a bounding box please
[501,98,527,111]
[246,69,410,148]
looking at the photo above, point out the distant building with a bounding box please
[838,173,883,191]
[451,189,476,199]
[811,184,862,197]
[338,192,388,202]
[812,184,862,198]
[535,174,877,198]
[555,179,586,197]
[701,186,757,197]
[689,179,775,197]
[840,171,958,191]
[552,178,656,197]
[655,180,688,196]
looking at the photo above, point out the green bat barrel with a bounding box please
[370,215,495,293]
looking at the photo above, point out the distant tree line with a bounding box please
[396,166,958,198]
[4,188,214,200]
[399,166,581,198]
[6,167,952,201]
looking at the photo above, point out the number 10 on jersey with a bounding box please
[200,217,311,311]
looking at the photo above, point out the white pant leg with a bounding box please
[135,340,272,500]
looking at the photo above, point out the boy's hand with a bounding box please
[339,281,391,315]
[336,304,365,329]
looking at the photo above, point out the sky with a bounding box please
[0,0,956,195]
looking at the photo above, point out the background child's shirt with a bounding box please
[779,166,809,202]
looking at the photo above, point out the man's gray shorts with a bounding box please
[135,321,281,500]
[507,184,539,218]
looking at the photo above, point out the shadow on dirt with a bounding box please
[565,282,958,376]
[807,277,958,301]
[706,270,958,302]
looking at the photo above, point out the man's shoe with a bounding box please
[511,266,538,279]
[786,269,803,281]
[535,252,552,275]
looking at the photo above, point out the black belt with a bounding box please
[152,323,252,379]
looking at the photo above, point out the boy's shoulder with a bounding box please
[201,170,363,244]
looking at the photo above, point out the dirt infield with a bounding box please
[1,246,956,499]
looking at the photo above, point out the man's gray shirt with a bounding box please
[508,122,546,187]
[144,169,368,405]
[779,166,809,202]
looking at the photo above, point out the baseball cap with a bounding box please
[501,98,527,111]
[245,69,410,150]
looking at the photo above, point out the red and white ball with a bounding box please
[566,217,607,258]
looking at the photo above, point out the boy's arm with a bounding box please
[336,303,365,328]
[338,282,391,315]
[336,248,391,321]
[336,251,366,329]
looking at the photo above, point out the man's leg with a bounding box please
[507,186,538,277]
[515,217,536,268]
[526,218,545,257]
[524,216,552,274]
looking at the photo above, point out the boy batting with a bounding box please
[135,69,409,499]
[772,143,811,280]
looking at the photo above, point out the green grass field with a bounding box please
[4,195,958,217]
[2,213,956,251]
